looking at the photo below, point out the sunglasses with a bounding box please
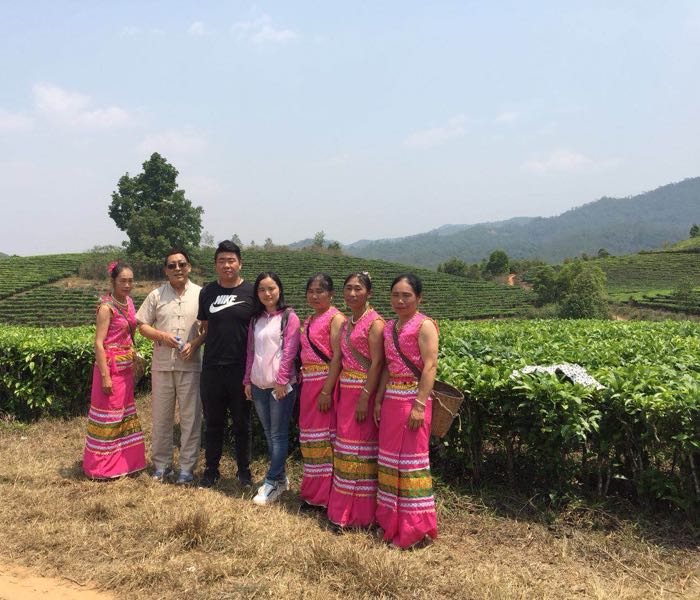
[166,261,188,270]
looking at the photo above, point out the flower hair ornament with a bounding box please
[362,271,371,280]
[107,261,119,276]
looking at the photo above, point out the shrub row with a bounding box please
[436,320,700,513]
[0,254,82,299]
[5,319,697,512]
[0,287,147,327]
[0,326,152,420]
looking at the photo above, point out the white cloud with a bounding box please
[33,83,131,129]
[522,149,591,173]
[76,106,131,128]
[521,149,620,174]
[34,83,90,114]
[188,21,208,36]
[120,26,141,37]
[136,129,207,158]
[495,111,519,123]
[231,14,299,44]
[404,115,468,149]
[120,26,165,37]
[0,108,34,133]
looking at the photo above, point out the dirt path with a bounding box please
[0,562,113,600]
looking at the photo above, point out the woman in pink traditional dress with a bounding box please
[374,273,438,548]
[298,273,346,509]
[83,262,147,479]
[327,272,385,528]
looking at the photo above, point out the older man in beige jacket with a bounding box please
[136,249,206,484]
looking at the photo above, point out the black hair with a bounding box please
[343,271,372,292]
[164,248,191,266]
[390,273,423,296]
[306,272,334,293]
[214,240,241,261]
[252,271,287,316]
[110,262,133,280]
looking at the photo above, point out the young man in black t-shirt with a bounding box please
[197,240,255,488]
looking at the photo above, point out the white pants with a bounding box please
[151,370,202,473]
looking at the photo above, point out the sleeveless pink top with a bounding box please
[301,306,342,366]
[340,308,383,373]
[100,295,137,371]
[384,312,435,380]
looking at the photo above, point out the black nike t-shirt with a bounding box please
[198,280,255,367]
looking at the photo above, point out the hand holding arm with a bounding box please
[138,323,180,349]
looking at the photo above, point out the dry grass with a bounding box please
[0,395,698,599]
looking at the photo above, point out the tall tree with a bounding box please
[437,257,468,277]
[484,249,509,276]
[313,230,326,248]
[108,153,203,261]
[690,224,699,238]
[559,265,609,319]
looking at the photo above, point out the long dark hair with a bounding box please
[252,271,288,317]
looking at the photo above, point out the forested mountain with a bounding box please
[346,178,700,267]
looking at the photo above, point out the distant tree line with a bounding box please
[437,249,547,281]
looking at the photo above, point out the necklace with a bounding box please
[350,306,370,326]
[111,294,128,308]
[396,312,415,332]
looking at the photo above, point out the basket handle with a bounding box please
[434,394,457,418]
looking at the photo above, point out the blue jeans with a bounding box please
[251,384,296,484]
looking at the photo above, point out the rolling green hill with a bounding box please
[599,251,700,296]
[0,250,534,326]
[0,254,84,300]
[657,235,700,253]
[348,178,700,267]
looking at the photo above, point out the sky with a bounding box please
[1,1,700,256]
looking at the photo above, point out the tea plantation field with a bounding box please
[0,254,84,300]
[0,250,534,326]
[599,250,700,296]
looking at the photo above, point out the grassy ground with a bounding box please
[1,396,698,599]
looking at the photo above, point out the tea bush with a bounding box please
[0,326,152,420]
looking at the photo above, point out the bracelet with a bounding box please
[414,398,426,407]
[319,390,330,396]
[362,387,370,395]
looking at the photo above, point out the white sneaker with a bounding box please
[252,481,286,505]
[257,476,288,496]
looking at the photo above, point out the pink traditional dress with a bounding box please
[327,308,383,528]
[83,296,147,479]
[299,306,341,507]
[376,312,438,548]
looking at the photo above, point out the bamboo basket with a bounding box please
[430,380,465,438]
